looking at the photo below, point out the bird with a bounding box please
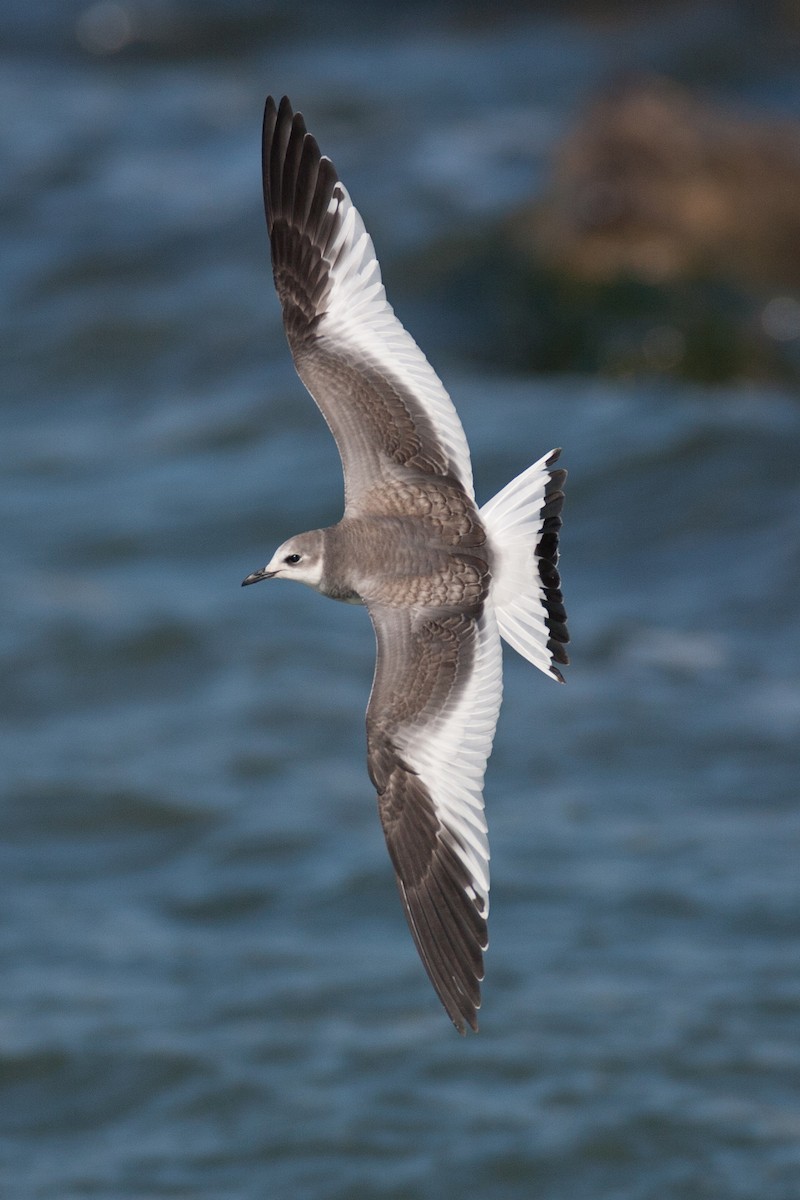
[243,96,568,1034]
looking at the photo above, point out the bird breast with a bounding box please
[324,514,491,611]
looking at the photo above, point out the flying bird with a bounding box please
[243,96,569,1033]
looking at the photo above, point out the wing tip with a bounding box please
[394,867,485,1036]
[453,1010,479,1036]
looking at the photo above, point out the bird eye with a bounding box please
[284,553,301,564]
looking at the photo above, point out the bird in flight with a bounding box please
[243,96,569,1033]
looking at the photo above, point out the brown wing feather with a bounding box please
[261,96,468,507]
[366,605,489,1034]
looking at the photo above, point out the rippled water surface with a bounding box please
[3,4,800,1198]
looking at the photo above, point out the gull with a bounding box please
[243,96,569,1033]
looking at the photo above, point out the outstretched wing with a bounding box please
[262,95,475,510]
[366,602,503,1033]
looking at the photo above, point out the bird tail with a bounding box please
[479,449,569,682]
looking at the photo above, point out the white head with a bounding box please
[241,530,325,592]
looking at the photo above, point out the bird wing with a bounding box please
[365,600,503,1033]
[262,96,475,511]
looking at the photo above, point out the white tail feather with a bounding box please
[480,449,569,682]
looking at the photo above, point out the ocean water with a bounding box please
[2,4,800,1198]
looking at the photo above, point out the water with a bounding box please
[2,3,800,1197]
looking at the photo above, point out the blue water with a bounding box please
[3,3,800,1197]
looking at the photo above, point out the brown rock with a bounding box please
[515,75,800,289]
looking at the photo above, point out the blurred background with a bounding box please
[2,2,800,1197]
